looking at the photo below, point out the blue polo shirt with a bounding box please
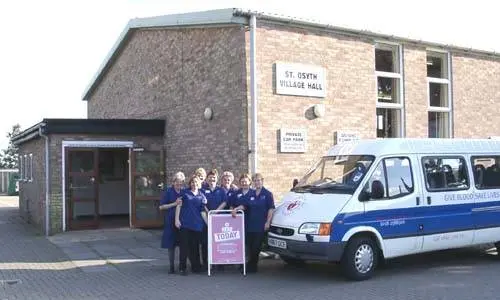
[245,187,275,233]
[179,189,207,232]
[229,188,256,208]
[202,186,228,211]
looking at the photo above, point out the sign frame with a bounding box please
[275,62,326,98]
[207,209,246,276]
[280,128,307,153]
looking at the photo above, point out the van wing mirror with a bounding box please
[358,189,370,202]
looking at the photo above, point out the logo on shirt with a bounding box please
[214,222,241,242]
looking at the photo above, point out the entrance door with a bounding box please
[131,149,165,228]
[66,148,99,230]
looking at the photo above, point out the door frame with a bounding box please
[130,149,166,228]
[61,141,134,232]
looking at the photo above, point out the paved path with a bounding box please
[1,196,500,299]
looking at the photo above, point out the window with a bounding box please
[28,154,33,181]
[24,155,28,181]
[19,155,24,181]
[375,43,404,138]
[471,156,500,189]
[422,156,469,191]
[427,51,452,138]
[364,157,414,199]
[293,155,376,194]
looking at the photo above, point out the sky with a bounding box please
[0,0,499,149]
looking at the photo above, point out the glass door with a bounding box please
[66,148,99,230]
[131,149,165,228]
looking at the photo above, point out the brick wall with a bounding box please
[403,45,429,137]
[18,137,46,234]
[251,22,376,201]
[452,53,500,138]
[87,26,249,181]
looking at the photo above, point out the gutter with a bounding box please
[249,14,258,175]
[38,126,50,236]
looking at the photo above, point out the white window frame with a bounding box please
[426,49,452,138]
[375,42,405,137]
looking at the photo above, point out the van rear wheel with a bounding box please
[341,236,378,281]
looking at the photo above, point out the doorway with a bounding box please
[64,142,165,231]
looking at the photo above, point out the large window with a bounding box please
[364,157,414,200]
[376,43,403,138]
[293,155,376,194]
[422,156,469,191]
[427,51,452,138]
[471,156,500,189]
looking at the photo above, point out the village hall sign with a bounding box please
[275,62,326,98]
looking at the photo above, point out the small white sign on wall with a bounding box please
[334,131,360,145]
[280,128,307,153]
[275,62,326,98]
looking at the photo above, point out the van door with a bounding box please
[361,155,423,258]
[470,155,500,244]
[418,155,474,252]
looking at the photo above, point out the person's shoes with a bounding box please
[179,269,187,276]
[168,267,175,274]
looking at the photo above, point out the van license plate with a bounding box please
[268,237,287,249]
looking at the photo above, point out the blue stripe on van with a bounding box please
[329,200,500,242]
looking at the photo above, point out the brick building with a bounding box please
[13,8,500,235]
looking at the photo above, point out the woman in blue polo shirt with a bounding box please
[201,169,228,270]
[159,172,185,274]
[233,173,275,273]
[175,175,208,276]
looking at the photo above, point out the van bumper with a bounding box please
[267,237,346,262]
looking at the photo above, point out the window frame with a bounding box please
[427,49,453,138]
[365,156,415,201]
[375,42,405,138]
[421,155,470,193]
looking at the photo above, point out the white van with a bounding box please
[267,138,500,281]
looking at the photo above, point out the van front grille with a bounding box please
[270,226,294,236]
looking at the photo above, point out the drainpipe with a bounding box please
[249,14,258,175]
[39,126,50,236]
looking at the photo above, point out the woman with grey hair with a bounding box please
[159,171,185,274]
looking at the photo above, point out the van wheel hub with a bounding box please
[354,244,373,274]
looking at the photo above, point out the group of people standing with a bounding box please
[159,167,275,276]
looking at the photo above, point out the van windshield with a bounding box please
[292,155,375,194]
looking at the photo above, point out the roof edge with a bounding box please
[234,9,500,58]
[81,8,247,101]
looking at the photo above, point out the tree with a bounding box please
[0,124,21,169]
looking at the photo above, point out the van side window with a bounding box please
[470,156,500,189]
[422,156,469,192]
[365,157,414,200]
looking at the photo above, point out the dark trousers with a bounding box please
[246,232,265,272]
[201,226,208,268]
[179,228,202,272]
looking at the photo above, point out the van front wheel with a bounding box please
[341,236,378,281]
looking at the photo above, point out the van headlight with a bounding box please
[298,222,332,236]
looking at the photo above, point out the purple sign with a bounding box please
[208,213,245,265]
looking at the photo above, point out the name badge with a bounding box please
[205,190,211,194]
[250,197,255,201]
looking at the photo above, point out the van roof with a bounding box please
[326,138,500,157]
